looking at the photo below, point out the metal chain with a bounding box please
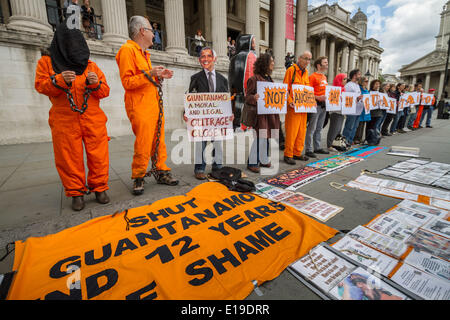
[141,70,164,181]
[51,74,102,115]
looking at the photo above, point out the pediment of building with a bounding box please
[399,50,447,72]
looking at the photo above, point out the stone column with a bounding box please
[438,71,446,99]
[246,0,260,54]
[341,43,349,73]
[211,0,228,63]
[164,0,188,54]
[412,74,417,85]
[424,72,431,91]
[374,59,380,78]
[362,56,369,77]
[101,0,129,46]
[319,33,327,57]
[348,45,355,71]
[295,0,308,57]
[328,36,336,83]
[273,0,286,73]
[8,0,53,34]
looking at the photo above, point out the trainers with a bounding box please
[72,196,85,211]
[305,151,317,158]
[315,149,330,155]
[133,178,145,195]
[95,191,110,204]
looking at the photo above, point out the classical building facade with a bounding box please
[0,0,382,144]
[399,1,450,99]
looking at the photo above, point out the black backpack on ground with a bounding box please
[209,167,256,192]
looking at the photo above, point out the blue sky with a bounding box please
[307,0,446,75]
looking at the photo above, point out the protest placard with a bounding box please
[362,94,371,114]
[387,97,397,114]
[186,116,234,142]
[184,93,233,118]
[379,93,389,110]
[370,91,379,110]
[341,92,359,115]
[420,93,434,106]
[403,92,419,107]
[325,86,342,111]
[256,82,288,115]
[292,84,317,113]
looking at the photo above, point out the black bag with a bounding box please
[210,167,256,192]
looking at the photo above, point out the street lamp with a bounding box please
[365,70,372,80]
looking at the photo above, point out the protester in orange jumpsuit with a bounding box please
[35,24,110,211]
[283,51,313,165]
[116,16,178,195]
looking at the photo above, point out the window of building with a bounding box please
[260,21,266,41]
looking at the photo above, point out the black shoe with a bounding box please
[426,125,433,128]
[133,178,145,195]
[398,129,406,134]
[284,156,296,165]
[305,151,317,158]
[95,191,110,204]
[315,149,330,155]
[382,132,392,136]
[279,143,285,151]
[294,155,309,161]
[418,125,423,129]
[72,196,85,211]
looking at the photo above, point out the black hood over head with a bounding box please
[235,34,255,53]
[50,23,90,75]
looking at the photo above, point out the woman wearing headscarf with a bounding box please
[35,23,110,211]
[326,73,347,151]
[245,53,280,173]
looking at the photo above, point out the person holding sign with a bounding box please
[326,73,348,152]
[381,84,397,136]
[406,83,422,130]
[116,16,178,195]
[283,51,312,165]
[304,56,330,158]
[341,69,363,146]
[419,88,437,128]
[365,80,382,146]
[390,83,405,134]
[245,54,280,173]
[185,47,230,180]
[353,77,370,144]
[413,85,427,129]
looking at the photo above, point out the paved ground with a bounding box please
[0,115,449,300]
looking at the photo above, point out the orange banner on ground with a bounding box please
[7,182,337,300]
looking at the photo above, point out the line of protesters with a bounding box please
[34,15,438,212]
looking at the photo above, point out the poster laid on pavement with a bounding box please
[289,244,413,300]
[6,182,338,300]
[344,146,387,159]
[347,226,409,258]
[421,218,450,239]
[366,215,419,243]
[257,82,288,115]
[387,207,435,227]
[281,193,343,222]
[430,198,450,210]
[404,248,450,282]
[307,155,363,172]
[292,84,317,113]
[390,263,450,300]
[397,200,450,219]
[332,236,398,276]
[406,229,450,261]
[264,167,326,190]
[432,174,450,190]
[325,86,342,112]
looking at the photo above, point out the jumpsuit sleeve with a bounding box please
[88,63,110,100]
[34,57,67,97]
[116,46,149,91]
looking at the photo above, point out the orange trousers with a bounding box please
[284,107,308,158]
[49,109,109,197]
[127,107,170,179]
[413,105,424,128]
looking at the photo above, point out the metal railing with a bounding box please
[186,36,213,57]
[45,2,104,40]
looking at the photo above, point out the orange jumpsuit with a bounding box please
[35,56,110,197]
[116,40,170,179]
[283,64,310,158]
